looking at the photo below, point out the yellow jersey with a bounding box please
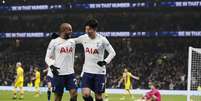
[35,71,40,83]
[16,66,24,81]
[198,86,201,91]
[124,72,131,85]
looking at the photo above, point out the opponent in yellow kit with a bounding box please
[34,67,41,97]
[13,62,24,99]
[119,68,140,100]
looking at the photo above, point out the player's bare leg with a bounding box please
[104,91,109,101]
[19,87,24,99]
[82,88,93,101]
[13,86,17,99]
[95,93,103,101]
[34,86,40,97]
[69,89,77,101]
[120,89,133,100]
[54,93,63,101]
[126,89,134,99]
[47,82,52,101]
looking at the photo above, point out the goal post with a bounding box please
[187,47,201,101]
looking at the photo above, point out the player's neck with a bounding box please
[59,35,70,40]
[89,32,97,39]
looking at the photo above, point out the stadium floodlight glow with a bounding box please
[2,0,5,4]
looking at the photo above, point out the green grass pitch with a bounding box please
[0,91,187,101]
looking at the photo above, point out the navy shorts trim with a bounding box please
[46,76,53,83]
[81,72,106,93]
[52,74,77,94]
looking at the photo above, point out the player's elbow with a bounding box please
[112,50,116,58]
[45,57,49,65]
[45,57,54,66]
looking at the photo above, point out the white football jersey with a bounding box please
[45,37,75,75]
[75,33,116,75]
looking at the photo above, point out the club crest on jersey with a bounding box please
[60,47,73,53]
[96,43,103,48]
[85,47,99,54]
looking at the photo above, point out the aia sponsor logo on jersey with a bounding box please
[60,47,73,53]
[85,47,99,54]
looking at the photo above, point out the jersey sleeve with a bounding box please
[74,35,84,44]
[128,72,132,76]
[103,37,116,63]
[45,40,56,66]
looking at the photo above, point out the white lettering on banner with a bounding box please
[11,5,48,11]
[176,2,182,7]
[26,33,44,37]
[4,33,44,38]
[178,31,201,36]
[89,4,96,8]
[110,32,130,36]
[176,1,201,7]
[89,3,130,8]
[99,32,130,37]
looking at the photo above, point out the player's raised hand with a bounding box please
[97,61,107,67]
[50,65,60,76]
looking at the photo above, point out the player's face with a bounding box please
[63,25,72,36]
[60,24,72,39]
[85,26,96,39]
[124,68,128,72]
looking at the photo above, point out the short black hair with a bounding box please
[84,19,98,30]
[150,81,160,88]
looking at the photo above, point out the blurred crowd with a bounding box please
[0,37,200,90]
[1,10,201,32]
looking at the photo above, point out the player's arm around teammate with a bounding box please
[75,19,116,101]
[45,23,77,101]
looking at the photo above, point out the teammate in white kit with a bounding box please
[75,19,116,101]
[45,23,77,101]
[43,33,59,101]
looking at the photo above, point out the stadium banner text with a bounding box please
[0,1,201,11]
[1,31,201,38]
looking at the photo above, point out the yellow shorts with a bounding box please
[34,81,40,88]
[15,80,23,87]
[125,83,131,90]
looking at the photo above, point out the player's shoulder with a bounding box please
[97,34,108,42]
[97,33,105,39]
[49,38,57,44]
[68,38,76,44]
[123,72,126,76]
[79,34,88,39]
[68,38,75,42]
[49,37,62,46]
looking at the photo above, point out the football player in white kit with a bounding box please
[45,23,77,101]
[43,33,59,101]
[75,19,116,101]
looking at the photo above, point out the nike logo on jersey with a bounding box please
[85,47,99,54]
[60,47,73,53]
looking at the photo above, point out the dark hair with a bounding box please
[151,81,160,88]
[84,19,98,30]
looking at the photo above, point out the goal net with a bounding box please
[187,47,201,101]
